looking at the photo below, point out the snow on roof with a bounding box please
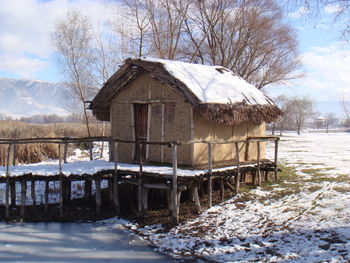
[136,58,272,105]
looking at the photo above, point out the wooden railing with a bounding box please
[0,136,279,224]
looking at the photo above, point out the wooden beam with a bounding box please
[171,145,178,225]
[31,180,36,206]
[20,179,26,218]
[10,182,16,207]
[12,143,16,166]
[95,178,101,215]
[274,139,279,181]
[235,142,241,195]
[5,144,11,219]
[257,141,261,185]
[63,143,68,164]
[113,142,120,214]
[58,143,63,218]
[89,142,93,161]
[138,144,143,213]
[45,180,49,212]
[208,143,213,208]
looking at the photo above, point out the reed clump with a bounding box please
[0,120,108,166]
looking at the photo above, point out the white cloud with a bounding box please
[324,4,341,14]
[288,7,310,19]
[0,0,116,79]
[299,42,350,101]
[267,42,350,102]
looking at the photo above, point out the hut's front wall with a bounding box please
[193,113,266,168]
[110,74,193,165]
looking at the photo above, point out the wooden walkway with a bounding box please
[0,136,279,224]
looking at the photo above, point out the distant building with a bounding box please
[91,58,281,167]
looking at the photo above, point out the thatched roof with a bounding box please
[91,58,282,125]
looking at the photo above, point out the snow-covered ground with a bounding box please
[133,132,350,262]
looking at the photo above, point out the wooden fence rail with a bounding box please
[0,136,279,225]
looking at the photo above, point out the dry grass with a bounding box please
[0,120,109,165]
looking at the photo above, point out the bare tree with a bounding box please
[115,0,301,89]
[272,95,292,135]
[185,0,302,89]
[290,96,313,135]
[285,0,350,39]
[53,10,96,137]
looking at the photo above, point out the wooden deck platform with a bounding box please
[0,136,279,224]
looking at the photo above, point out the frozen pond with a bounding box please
[0,220,181,262]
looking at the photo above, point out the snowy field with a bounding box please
[132,132,350,262]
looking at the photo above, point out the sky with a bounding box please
[0,0,350,109]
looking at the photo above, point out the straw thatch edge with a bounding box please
[196,103,282,126]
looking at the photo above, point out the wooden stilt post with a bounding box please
[143,188,149,211]
[89,142,93,161]
[10,182,16,207]
[108,177,114,204]
[235,142,241,195]
[62,180,71,205]
[171,144,178,225]
[108,140,114,162]
[63,142,68,164]
[12,143,16,166]
[5,144,11,219]
[274,139,279,181]
[193,186,201,213]
[257,141,261,186]
[113,141,120,214]
[84,179,92,199]
[95,177,101,215]
[58,143,63,218]
[45,180,49,212]
[20,179,26,218]
[220,179,224,201]
[138,143,143,213]
[31,180,36,206]
[207,143,213,208]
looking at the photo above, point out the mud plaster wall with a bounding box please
[110,74,192,165]
[193,112,266,168]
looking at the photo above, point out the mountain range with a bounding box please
[0,77,345,119]
[0,78,69,118]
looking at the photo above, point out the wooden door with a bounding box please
[134,103,148,161]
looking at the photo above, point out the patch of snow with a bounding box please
[135,132,350,262]
[136,57,273,105]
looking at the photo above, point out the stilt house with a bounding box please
[91,58,282,167]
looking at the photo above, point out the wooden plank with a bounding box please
[257,141,261,185]
[274,139,279,181]
[208,143,213,208]
[171,145,178,225]
[235,142,241,194]
[143,183,170,190]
